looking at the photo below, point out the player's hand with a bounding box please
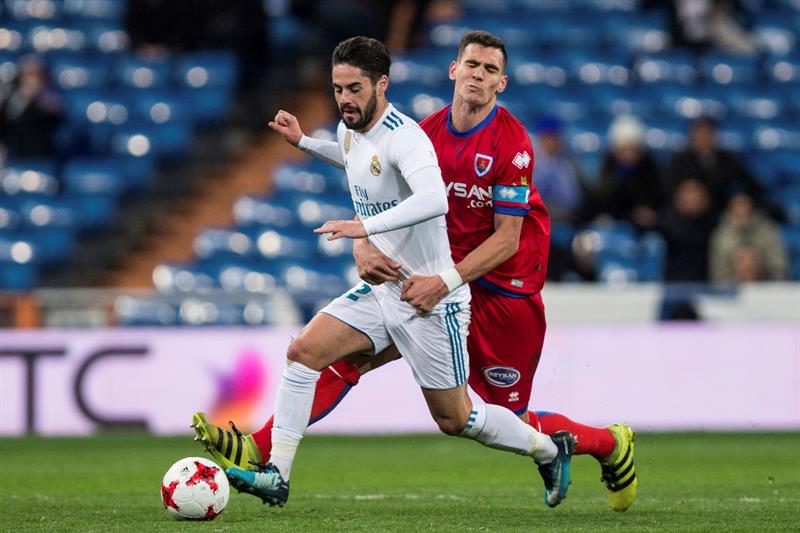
[314,220,367,240]
[353,239,402,285]
[400,275,449,314]
[267,110,304,146]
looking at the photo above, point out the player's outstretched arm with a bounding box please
[268,110,346,170]
[267,109,304,146]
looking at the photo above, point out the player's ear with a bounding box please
[448,60,457,81]
[496,73,508,95]
[377,74,389,96]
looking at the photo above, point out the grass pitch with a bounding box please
[2,432,798,532]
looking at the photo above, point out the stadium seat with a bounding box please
[654,84,728,120]
[716,119,754,152]
[62,157,124,195]
[193,228,255,262]
[25,23,88,54]
[79,21,128,54]
[5,0,63,21]
[114,296,179,326]
[48,52,111,90]
[62,157,126,228]
[727,87,784,121]
[114,54,172,89]
[128,89,191,125]
[524,87,591,122]
[753,10,798,56]
[0,233,38,289]
[177,298,245,326]
[1,160,59,197]
[246,226,315,262]
[643,118,688,153]
[538,13,605,50]
[390,83,450,122]
[751,121,800,152]
[699,52,760,85]
[105,122,192,158]
[16,197,78,262]
[175,50,239,90]
[634,50,697,85]
[563,120,608,155]
[765,54,800,84]
[390,52,451,87]
[603,11,671,53]
[63,0,125,22]
[273,164,329,195]
[177,86,232,122]
[509,53,569,87]
[233,195,296,229]
[566,50,632,86]
[152,262,218,293]
[588,85,660,121]
[216,264,279,293]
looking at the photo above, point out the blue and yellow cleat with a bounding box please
[190,412,261,470]
[601,423,638,512]
[538,430,576,508]
[226,463,289,507]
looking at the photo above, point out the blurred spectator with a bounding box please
[654,0,758,55]
[584,115,664,231]
[709,193,788,283]
[532,115,584,224]
[668,116,764,219]
[657,178,717,282]
[0,56,63,158]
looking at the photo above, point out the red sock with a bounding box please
[528,411,616,460]
[251,359,361,461]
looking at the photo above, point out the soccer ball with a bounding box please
[161,457,229,520]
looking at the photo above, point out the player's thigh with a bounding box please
[421,383,472,435]
[467,288,546,414]
[293,283,392,370]
[388,301,470,390]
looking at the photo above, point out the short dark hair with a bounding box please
[332,36,391,84]
[457,30,507,69]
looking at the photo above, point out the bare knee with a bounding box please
[432,413,467,436]
[286,336,324,370]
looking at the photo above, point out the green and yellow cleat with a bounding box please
[190,412,262,470]
[601,422,638,512]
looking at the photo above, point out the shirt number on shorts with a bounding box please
[346,283,372,302]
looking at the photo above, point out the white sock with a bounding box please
[268,361,320,480]
[460,397,558,464]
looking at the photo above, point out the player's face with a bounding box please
[332,64,387,131]
[450,44,508,108]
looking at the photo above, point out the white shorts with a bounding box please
[320,281,471,390]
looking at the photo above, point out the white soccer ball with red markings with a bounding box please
[161,457,229,520]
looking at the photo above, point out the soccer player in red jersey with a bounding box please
[194,31,637,511]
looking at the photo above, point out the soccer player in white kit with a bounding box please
[224,36,574,508]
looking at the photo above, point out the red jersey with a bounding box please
[420,105,550,296]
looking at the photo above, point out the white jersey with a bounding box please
[336,104,468,304]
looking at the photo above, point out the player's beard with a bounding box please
[340,90,378,131]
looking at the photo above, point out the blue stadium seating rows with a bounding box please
[0,0,240,290]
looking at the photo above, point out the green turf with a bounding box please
[1,432,798,532]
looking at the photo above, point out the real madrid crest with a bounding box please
[370,155,381,176]
[344,131,352,154]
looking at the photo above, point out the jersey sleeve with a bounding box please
[492,127,535,217]
[386,125,440,181]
